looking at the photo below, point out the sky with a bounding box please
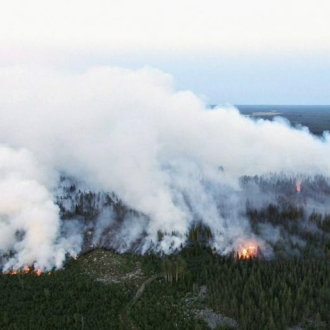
[1,0,330,104]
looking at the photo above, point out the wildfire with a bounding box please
[35,269,42,276]
[296,181,301,193]
[237,245,258,259]
[5,266,42,276]
[23,265,30,274]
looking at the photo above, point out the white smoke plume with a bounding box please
[0,145,80,271]
[1,65,330,269]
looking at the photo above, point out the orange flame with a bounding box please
[5,266,43,276]
[35,269,42,276]
[296,181,301,193]
[23,266,31,274]
[238,245,258,259]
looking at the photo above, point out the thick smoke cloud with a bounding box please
[0,145,80,271]
[1,65,330,269]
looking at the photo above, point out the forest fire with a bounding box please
[296,181,301,193]
[237,245,258,259]
[5,267,42,276]
[35,269,42,276]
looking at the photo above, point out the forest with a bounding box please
[1,174,330,329]
[1,244,329,329]
[0,242,330,330]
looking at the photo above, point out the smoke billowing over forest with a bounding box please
[1,66,330,271]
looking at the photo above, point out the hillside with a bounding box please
[1,244,330,330]
[3,164,330,329]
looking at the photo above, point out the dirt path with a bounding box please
[129,274,162,306]
[119,274,163,330]
[119,274,163,329]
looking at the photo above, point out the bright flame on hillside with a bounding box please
[5,266,43,276]
[296,181,302,193]
[23,266,30,274]
[238,245,258,259]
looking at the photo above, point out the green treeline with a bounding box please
[161,255,188,283]
[1,247,330,329]
[0,260,134,330]
[130,279,209,330]
[182,246,330,330]
[132,246,330,330]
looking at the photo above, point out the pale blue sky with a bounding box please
[1,0,330,104]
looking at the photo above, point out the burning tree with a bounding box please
[237,245,259,259]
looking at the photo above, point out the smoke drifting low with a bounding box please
[1,65,330,270]
[0,146,80,271]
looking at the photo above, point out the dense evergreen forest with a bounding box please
[0,259,133,329]
[1,245,330,329]
[2,174,330,329]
